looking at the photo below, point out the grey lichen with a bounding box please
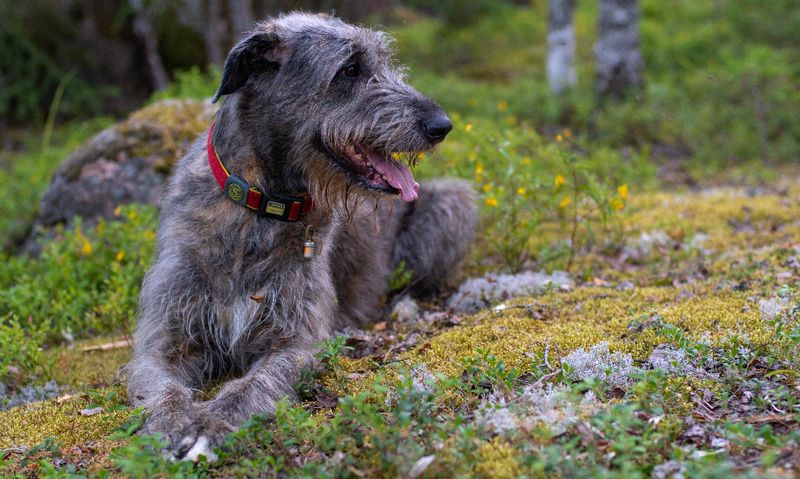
[448,270,573,314]
[562,342,636,388]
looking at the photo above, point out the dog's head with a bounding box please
[213,12,451,203]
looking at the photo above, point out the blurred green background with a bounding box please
[2,0,798,172]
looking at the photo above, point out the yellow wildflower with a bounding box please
[475,163,484,175]
[465,123,473,132]
[81,241,92,256]
[556,134,563,143]
[113,206,122,217]
[611,198,625,210]
[517,187,526,196]
[116,251,125,262]
[564,128,572,138]
[392,152,402,161]
[554,174,566,187]
[485,197,499,207]
[127,210,137,221]
[521,156,532,166]
[617,183,629,199]
[417,152,426,161]
[482,184,492,193]
[559,196,572,208]
[497,100,508,112]
[144,230,156,241]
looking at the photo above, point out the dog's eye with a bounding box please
[342,63,360,78]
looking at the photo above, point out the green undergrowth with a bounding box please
[4,315,798,478]
[0,205,156,385]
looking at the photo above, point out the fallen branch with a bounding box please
[80,339,131,352]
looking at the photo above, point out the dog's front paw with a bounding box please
[166,411,234,463]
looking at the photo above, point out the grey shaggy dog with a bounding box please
[127,12,477,461]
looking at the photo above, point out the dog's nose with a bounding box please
[422,113,453,143]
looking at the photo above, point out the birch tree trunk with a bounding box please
[129,0,169,90]
[595,0,644,99]
[229,0,256,37]
[204,0,227,68]
[547,0,577,95]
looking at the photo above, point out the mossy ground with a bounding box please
[2,184,799,478]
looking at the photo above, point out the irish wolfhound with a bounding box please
[127,12,477,461]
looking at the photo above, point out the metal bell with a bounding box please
[303,240,316,259]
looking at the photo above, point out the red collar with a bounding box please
[207,123,312,221]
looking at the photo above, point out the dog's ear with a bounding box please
[212,31,290,103]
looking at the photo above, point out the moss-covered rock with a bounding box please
[23,100,216,252]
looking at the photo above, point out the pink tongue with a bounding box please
[367,151,420,202]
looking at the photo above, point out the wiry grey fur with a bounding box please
[126,12,477,462]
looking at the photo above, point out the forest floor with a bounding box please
[2,174,799,478]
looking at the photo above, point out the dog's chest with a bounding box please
[205,240,337,354]
[219,294,264,347]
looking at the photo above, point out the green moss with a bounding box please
[329,283,775,400]
[624,187,800,251]
[414,287,771,377]
[475,439,523,479]
[119,99,217,171]
[48,337,131,388]
[412,287,662,376]
[0,385,129,449]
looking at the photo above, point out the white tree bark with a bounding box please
[547,0,577,95]
[595,0,644,99]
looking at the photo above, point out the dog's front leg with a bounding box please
[179,346,314,457]
[128,352,234,462]
[204,346,314,421]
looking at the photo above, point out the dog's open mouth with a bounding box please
[336,145,421,203]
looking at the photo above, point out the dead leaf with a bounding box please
[79,407,104,416]
[250,294,265,303]
[408,455,436,478]
[373,321,387,331]
[347,466,367,477]
[745,414,797,424]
